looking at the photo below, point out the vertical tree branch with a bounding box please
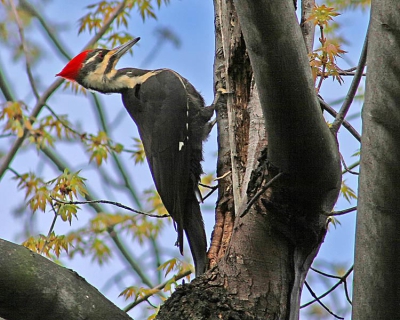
[301,0,315,54]
[216,0,243,214]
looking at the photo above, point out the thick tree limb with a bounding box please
[233,0,341,211]
[231,1,342,319]
[0,239,132,320]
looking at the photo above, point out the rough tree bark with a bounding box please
[352,1,400,319]
[0,239,132,320]
[157,1,341,319]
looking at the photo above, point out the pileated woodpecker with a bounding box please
[57,37,213,276]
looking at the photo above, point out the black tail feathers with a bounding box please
[184,197,207,277]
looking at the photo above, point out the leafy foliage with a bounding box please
[308,5,346,89]
[340,180,357,203]
[0,101,29,137]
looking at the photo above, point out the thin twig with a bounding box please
[326,206,357,216]
[316,25,327,92]
[331,34,368,135]
[301,266,354,308]
[123,270,192,313]
[214,170,231,180]
[338,70,366,76]
[343,279,353,305]
[319,98,361,142]
[342,160,360,175]
[40,203,59,254]
[0,59,16,101]
[311,267,342,279]
[9,0,40,99]
[304,281,344,319]
[51,197,169,219]
[201,185,218,202]
[6,166,22,178]
[240,172,284,218]
[342,67,357,72]
[0,133,13,138]
[341,155,359,175]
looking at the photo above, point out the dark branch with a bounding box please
[311,267,342,279]
[51,197,170,219]
[320,98,361,142]
[331,34,368,135]
[341,155,359,175]
[325,206,357,216]
[304,281,344,319]
[301,266,354,308]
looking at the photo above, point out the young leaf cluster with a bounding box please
[307,5,346,90]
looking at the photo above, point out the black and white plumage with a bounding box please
[57,38,213,276]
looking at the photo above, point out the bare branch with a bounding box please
[325,206,357,216]
[311,267,342,279]
[331,34,368,135]
[340,155,359,175]
[342,160,360,175]
[304,281,344,319]
[301,265,353,308]
[0,59,15,101]
[40,203,59,254]
[51,197,170,219]
[9,0,40,99]
[319,98,361,142]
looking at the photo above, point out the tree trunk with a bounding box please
[157,1,341,319]
[352,1,400,319]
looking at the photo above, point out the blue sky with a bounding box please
[0,1,369,318]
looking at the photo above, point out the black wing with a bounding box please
[122,69,210,275]
[122,70,191,252]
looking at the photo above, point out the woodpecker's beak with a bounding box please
[110,37,141,59]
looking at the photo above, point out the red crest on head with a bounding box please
[56,50,92,81]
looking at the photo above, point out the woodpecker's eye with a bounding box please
[97,52,105,60]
